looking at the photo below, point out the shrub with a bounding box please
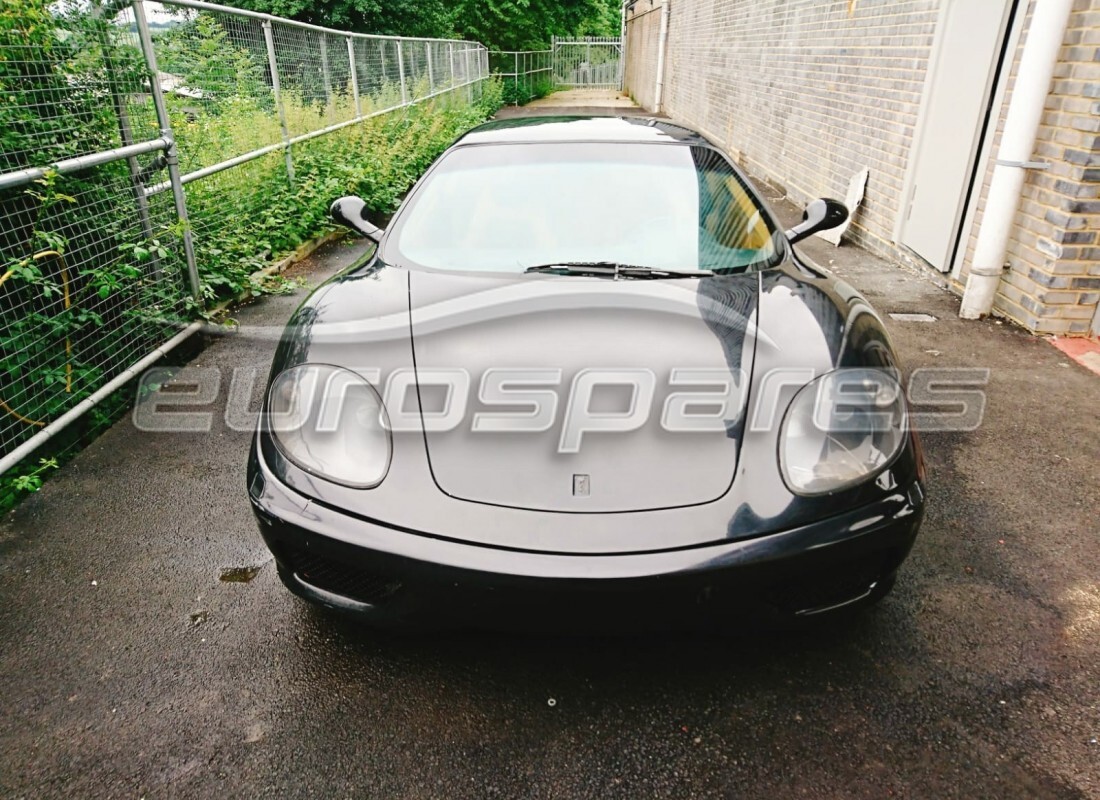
[500,74,555,105]
[0,0,502,510]
[1,0,188,475]
[176,78,502,301]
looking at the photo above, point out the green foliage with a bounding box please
[0,0,501,510]
[1,0,189,474]
[223,0,621,51]
[0,0,125,170]
[143,13,502,303]
[0,380,137,513]
[0,169,190,433]
[177,79,502,302]
[224,0,454,39]
[501,76,555,106]
[7,457,58,493]
[155,14,266,102]
[452,0,619,51]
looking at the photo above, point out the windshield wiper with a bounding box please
[524,261,619,276]
[523,261,714,279]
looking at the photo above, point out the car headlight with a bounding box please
[266,364,391,488]
[779,367,907,496]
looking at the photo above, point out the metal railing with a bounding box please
[0,0,488,476]
[489,37,623,104]
[144,0,488,194]
[489,50,552,105]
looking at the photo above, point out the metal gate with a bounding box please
[551,37,623,89]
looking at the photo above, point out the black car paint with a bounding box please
[247,116,925,625]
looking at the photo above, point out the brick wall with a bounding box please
[632,0,940,259]
[960,0,1100,335]
[624,0,664,110]
[626,0,1100,336]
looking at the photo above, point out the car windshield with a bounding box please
[384,142,781,274]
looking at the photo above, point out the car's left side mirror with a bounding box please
[330,196,382,243]
[785,198,848,244]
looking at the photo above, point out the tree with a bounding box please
[450,0,619,51]
[222,0,621,50]
[0,0,123,172]
[155,14,266,103]
[225,0,453,39]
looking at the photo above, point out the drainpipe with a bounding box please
[619,0,628,91]
[959,0,1074,319]
[653,0,670,113]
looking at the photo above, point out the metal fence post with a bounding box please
[0,0,507,475]
[347,37,360,116]
[131,0,201,302]
[93,9,159,274]
[319,33,332,106]
[551,35,556,85]
[396,40,407,104]
[464,46,471,102]
[262,20,295,185]
[426,42,434,92]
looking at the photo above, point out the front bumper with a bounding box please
[249,450,924,630]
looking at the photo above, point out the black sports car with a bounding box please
[247,116,925,629]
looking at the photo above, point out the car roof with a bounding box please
[453,116,714,147]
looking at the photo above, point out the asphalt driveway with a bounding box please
[1,190,1098,797]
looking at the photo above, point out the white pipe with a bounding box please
[0,138,170,191]
[960,0,1074,320]
[619,0,628,91]
[653,0,670,113]
[0,322,204,476]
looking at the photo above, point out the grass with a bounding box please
[0,65,503,513]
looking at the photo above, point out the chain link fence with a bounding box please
[0,0,488,481]
[489,37,623,105]
[489,50,552,105]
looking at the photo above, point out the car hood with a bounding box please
[408,270,760,513]
[264,260,916,553]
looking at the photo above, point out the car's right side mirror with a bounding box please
[785,198,848,244]
[330,195,382,243]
